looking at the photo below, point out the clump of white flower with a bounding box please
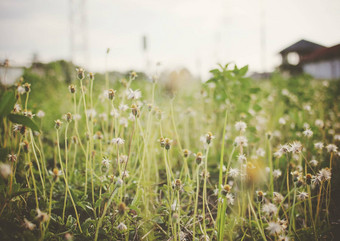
[262,203,278,216]
[102,158,111,168]
[256,148,265,157]
[119,104,129,112]
[234,136,248,147]
[36,110,45,118]
[289,141,302,154]
[315,119,324,128]
[237,153,247,163]
[86,109,97,119]
[314,142,324,150]
[303,128,313,138]
[316,168,331,182]
[273,192,284,204]
[298,191,309,201]
[226,193,235,205]
[228,168,240,178]
[278,117,286,125]
[235,121,247,132]
[309,159,318,167]
[127,88,142,100]
[273,169,282,179]
[117,222,127,231]
[266,221,283,235]
[326,144,337,153]
[111,138,125,145]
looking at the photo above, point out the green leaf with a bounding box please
[0,91,16,117]
[238,65,248,76]
[10,188,30,199]
[94,198,103,208]
[250,87,261,94]
[8,114,40,132]
[253,104,262,112]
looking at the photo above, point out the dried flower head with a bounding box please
[88,72,95,81]
[21,141,30,153]
[183,149,191,158]
[305,173,313,185]
[256,190,266,202]
[157,137,164,148]
[52,167,62,181]
[222,184,232,193]
[68,85,76,94]
[54,119,63,129]
[107,89,116,100]
[164,138,173,150]
[64,112,73,123]
[36,208,49,223]
[130,71,138,80]
[23,83,31,92]
[273,192,284,204]
[76,67,85,80]
[172,179,182,190]
[118,202,127,215]
[194,152,204,164]
[93,131,104,140]
[205,132,215,144]
[131,104,140,117]
[23,218,36,230]
[8,154,17,162]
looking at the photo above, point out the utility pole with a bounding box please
[69,0,89,68]
[260,0,266,73]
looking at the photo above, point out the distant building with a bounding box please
[301,44,340,79]
[279,39,340,79]
[279,39,325,75]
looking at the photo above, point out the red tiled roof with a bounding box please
[301,44,340,63]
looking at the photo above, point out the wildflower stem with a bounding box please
[217,109,228,241]
[193,163,201,239]
[202,146,210,237]
[56,129,82,233]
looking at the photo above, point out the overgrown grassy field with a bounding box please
[0,62,339,241]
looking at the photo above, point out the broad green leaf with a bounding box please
[0,91,16,117]
[8,114,40,132]
[238,65,249,76]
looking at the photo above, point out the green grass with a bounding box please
[0,62,339,240]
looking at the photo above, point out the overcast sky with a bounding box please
[1,0,340,79]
